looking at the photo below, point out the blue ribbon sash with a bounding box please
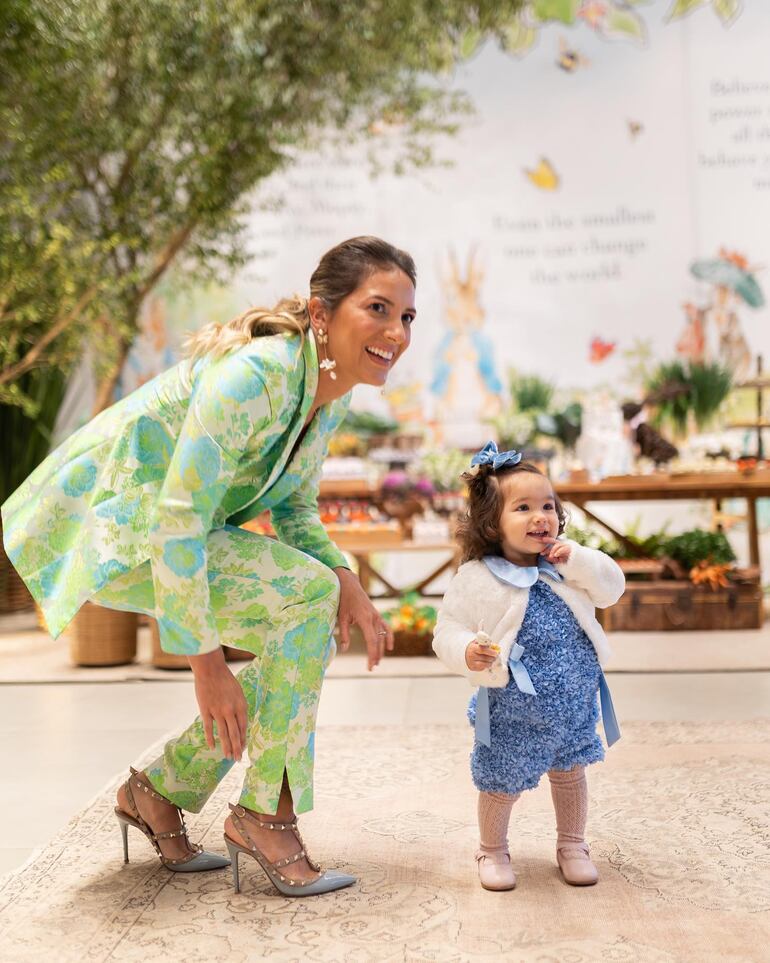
[598,671,621,746]
[474,669,621,749]
[474,642,537,748]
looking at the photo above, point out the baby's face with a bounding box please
[498,472,560,565]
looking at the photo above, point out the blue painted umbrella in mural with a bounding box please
[690,250,765,308]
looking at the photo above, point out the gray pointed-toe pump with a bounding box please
[115,767,230,872]
[224,803,356,897]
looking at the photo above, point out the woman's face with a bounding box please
[314,268,416,388]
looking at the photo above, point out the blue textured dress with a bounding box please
[469,578,605,795]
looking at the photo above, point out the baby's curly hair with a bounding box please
[454,461,567,563]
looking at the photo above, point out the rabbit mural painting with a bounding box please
[674,249,764,379]
[431,250,503,448]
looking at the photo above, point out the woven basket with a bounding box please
[65,602,138,666]
[388,630,435,657]
[0,523,34,614]
[149,619,254,668]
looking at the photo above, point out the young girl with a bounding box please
[432,442,625,892]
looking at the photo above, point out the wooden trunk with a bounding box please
[597,579,764,632]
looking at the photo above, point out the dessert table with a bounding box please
[555,471,770,567]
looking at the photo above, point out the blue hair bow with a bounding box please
[470,440,522,472]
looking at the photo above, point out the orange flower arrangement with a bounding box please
[382,593,437,634]
[689,560,731,591]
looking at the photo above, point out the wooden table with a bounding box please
[328,530,460,598]
[555,471,770,567]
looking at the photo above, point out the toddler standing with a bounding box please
[433,443,625,891]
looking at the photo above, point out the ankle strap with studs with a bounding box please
[228,804,322,882]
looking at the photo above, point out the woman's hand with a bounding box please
[465,639,500,671]
[333,566,393,671]
[540,538,572,565]
[188,649,248,760]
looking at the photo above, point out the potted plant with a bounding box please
[644,360,732,438]
[382,591,437,656]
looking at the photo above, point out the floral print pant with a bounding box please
[94,525,339,815]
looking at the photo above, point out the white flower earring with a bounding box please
[316,325,337,380]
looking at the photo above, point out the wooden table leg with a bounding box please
[354,554,400,598]
[569,502,648,559]
[412,553,460,596]
[353,553,371,594]
[746,496,760,567]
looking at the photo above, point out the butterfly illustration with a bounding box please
[557,37,589,73]
[628,119,644,140]
[589,336,616,363]
[524,157,560,191]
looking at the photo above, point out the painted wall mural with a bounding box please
[80,0,770,455]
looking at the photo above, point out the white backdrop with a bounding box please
[93,0,770,440]
[194,0,766,434]
[49,0,770,571]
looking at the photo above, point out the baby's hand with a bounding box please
[539,538,572,564]
[465,635,500,671]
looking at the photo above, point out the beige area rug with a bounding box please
[1,721,769,962]
[2,610,770,683]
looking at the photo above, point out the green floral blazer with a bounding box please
[1,332,350,654]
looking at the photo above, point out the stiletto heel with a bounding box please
[223,804,356,897]
[117,814,130,863]
[114,767,229,873]
[225,837,241,893]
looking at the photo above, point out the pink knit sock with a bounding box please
[477,791,520,855]
[547,766,588,847]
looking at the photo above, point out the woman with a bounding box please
[2,236,417,897]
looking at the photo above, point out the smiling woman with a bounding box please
[1,236,416,899]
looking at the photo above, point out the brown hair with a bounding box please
[454,461,566,563]
[185,236,416,362]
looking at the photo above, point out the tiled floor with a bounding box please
[1,668,769,877]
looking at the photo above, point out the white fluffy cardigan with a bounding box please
[432,541,625,688]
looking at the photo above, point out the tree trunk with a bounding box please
[91,335,132,416]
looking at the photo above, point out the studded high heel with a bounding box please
[114,767,230,872]
[224,803,356,896]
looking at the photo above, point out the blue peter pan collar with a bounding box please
[483,553,563,588]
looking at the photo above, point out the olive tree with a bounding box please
[1,0,524,419]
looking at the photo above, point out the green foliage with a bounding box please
[487,410,536,450]
[565,523,619,556]
[1,0,526,413]
[341,410,399,438]
[568,519,737,570]
[535,402,582,449]
[510,371,554,412]
[0,367,67,502]
[665,530,736,569]
[666,0,742,25]
[686,361,733,429]
[490,369,580,451]
[566,519,671,561]
[645,359,732,435]
[531,0,579,23]
[666,0,708,19]
[415,449,469,492]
